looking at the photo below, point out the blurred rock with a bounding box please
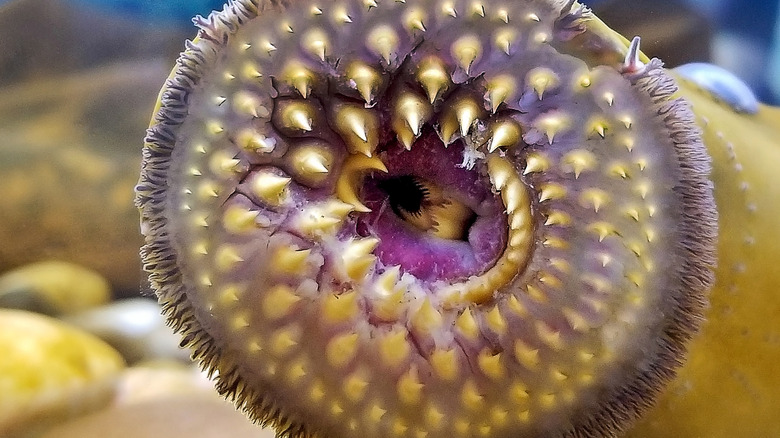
[63,299,190,364]
[39,397,275,438]
[593,0,713,67]
[0,0,192,295]
[0,309,125,438]
[113,362,218,406]
[0,261,111,315]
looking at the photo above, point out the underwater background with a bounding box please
[0,0,778,437]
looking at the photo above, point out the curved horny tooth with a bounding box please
[236,129,276,154]
[561,150,597,179]
[451,34,482,73]
[410,298,443,335]
[366,25,400,64]
[416,56,451,103]
[336,154,387,213]
[327,332,360,368]
[494,28,516,55]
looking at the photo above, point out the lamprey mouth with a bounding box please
[135,0,717,437]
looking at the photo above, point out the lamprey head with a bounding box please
[136,1,717,437]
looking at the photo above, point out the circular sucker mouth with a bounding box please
[136,1,717,438]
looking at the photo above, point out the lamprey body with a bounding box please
[136,0,719,437]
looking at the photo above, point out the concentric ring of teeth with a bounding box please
[137,1,716,438]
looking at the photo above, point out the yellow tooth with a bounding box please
[263,285,301,320]
[534,112,571,144]
[322,291,359,323]
[302,28,329,61]
[494,28,515,55]
[397,367,424,405]
[327,332,360,368]
[291,145,332,185]
[461,380,483,410]
[236,129,276,153]
[539,183,566,202]
[342,237,379,280]
[393,93,432,148]
[215,245,244,271]
[456,98,481,136]
[536,321,564,350]
[346,61,382,103]
[544,211,571,227]
[486,74,516,113]
[333,6,352,23]
[404,8,427,33]
[309,380,325,402]
[198,181,220,200]
[333,104,379,157]
[345,371,369,401]
[561,149,597,178]
[367,404,387,423]
[379,329,410,367]
[455,307,480,340]
[451,34,482,73]
[425,405,445,429]
[251,171,291,206]
[589,222,616,242]
[260,39,277,54]
[486,154,514,189]
[374,288,406,321]
[375,265,401,296]
[322,199,355,219]
[588,118,609,138]
[280,101,315,132]
[367,25,399,64]
[514,340,539,369]
[478,350,504,380]
[411,298,443,334]
[282,61,315,98]
[287,359,307,384]
[610,163,629,179]
[488,120,522,152]
[232,91,266,118]
[336,154,388,213]
[527,67,560,99]
[523,152,550,174]
[241,62,262,80]
[430,348,458,380]
[441,1,457,17]
[604,92,615,106]
[363,0,377,8]
[222,205,260,234]
[486,306,507,334]
[580,188,610,212]
[470,1,485,17]
[440,96,483,142]
[417,56,450,103]
[270,327,299,356]
[271,247,311,275]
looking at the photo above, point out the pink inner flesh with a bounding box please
[355,129,507,283]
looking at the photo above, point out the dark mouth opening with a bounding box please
[354,128,507,283]
[377,175,478,242]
